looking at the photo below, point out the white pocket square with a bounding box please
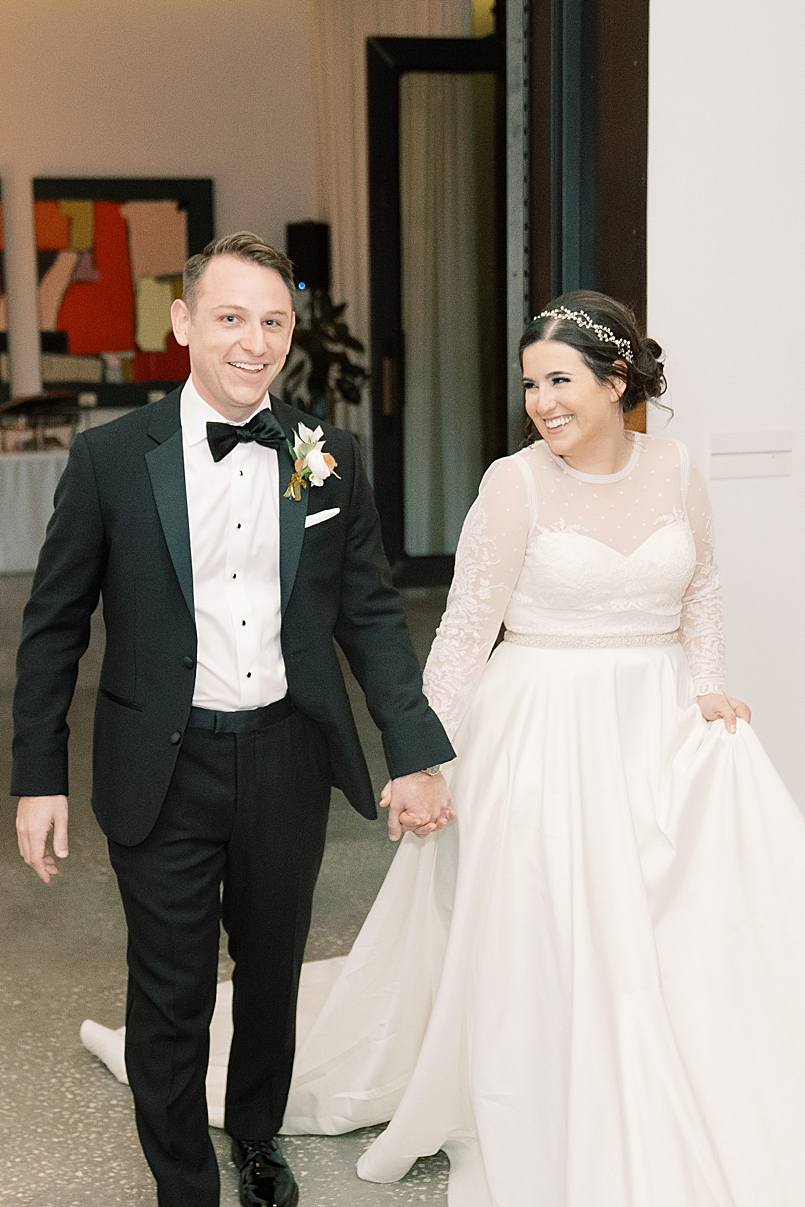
[305,507,340,528]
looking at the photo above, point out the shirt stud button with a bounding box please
[236,523,241,529]
[241,620,246,626]
[232,573,237,579]
[170,731,182,745]
[246,672,252,678]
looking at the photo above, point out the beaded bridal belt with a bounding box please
[503,630,679,649]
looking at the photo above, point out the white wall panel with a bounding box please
[647,0,805,799]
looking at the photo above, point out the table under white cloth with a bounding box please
[0,449,70,573]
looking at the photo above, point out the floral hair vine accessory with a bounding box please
[284,422,339,501]
[536,306,634,363]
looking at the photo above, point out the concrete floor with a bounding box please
[0,574,450,1206]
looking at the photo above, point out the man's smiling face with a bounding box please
[171,254,295,422]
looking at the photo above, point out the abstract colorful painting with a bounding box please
[33,179,213,399]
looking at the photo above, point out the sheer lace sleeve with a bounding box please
[678,444,727,695]
[422,456,533,741]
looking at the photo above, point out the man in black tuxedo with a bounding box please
[12,232,455,1207]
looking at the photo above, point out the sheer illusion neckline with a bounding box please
[540,431,642,483]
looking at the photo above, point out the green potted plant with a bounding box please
[280,291,368,425]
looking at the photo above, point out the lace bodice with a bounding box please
[423,434,726,739]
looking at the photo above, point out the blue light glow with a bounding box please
[298,281,307,290]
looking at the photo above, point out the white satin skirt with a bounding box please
[83,641,805,1206]
[284,641,805,1206]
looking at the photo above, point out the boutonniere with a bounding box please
[284,422,339,501]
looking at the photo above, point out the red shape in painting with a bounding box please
[134,333,190,382]
[56,202,135,354]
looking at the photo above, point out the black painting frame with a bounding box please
[31,177,214,407]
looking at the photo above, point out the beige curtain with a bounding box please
[400,73,484,556]
[307,0,471,460]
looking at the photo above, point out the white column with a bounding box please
[3,171,42,397]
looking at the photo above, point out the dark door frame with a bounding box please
[527,0,649,320]
[367,4,649,585]
[367,35,507,586]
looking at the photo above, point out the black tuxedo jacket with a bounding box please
[11,390,454,845]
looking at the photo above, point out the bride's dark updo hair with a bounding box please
[519,289,667,416]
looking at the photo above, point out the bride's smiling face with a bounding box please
[522,340,626,459]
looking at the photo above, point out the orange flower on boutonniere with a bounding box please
[284,423,339,501]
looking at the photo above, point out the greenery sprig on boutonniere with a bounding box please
[284,422,339,501]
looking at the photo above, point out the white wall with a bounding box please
[0,0,318,389]
[647,0,805,801]
[0,0,317,241]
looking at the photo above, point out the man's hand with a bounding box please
[697,693,751,734]
[16,795,69,884]
[379,772,456,842]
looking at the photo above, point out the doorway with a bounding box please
[367,35,507,585]
[367,3,650,584]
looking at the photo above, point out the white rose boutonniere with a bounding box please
[284,422,339,501]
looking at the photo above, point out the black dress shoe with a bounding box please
[230,1137,299,1207]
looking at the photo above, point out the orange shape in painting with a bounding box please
[35,201,72,250]
[134,332,190,382]
[56,201,135,354]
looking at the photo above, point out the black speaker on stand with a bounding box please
[286,221,331,294]
[284,222,332,419]
[283,220,366,426]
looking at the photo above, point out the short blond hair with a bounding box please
[183,231,295,311]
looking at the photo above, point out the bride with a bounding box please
[85,291,805,1206]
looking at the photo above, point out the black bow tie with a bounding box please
[206,408,287,463]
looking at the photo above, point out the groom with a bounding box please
[12,232,455,1207]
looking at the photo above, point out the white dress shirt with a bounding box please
[180,376,287,711]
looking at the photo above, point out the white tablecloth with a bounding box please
[0,450,70,573]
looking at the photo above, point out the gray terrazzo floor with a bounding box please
[0,574,449,1206]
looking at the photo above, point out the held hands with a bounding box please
[16,795,69,884]
[379,772,456,841]
[697,693,751,733]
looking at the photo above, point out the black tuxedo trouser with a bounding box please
[108,702,331,1207]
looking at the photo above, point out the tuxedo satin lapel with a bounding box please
[146,426,194,618]
[273,397,309,615]
[277,436,309,615]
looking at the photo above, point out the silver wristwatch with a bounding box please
[421,764,441,776]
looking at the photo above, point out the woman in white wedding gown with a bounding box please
[84,292,805,1206]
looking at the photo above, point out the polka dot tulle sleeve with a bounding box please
[678,446,727,696]
[423,457,533,741]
